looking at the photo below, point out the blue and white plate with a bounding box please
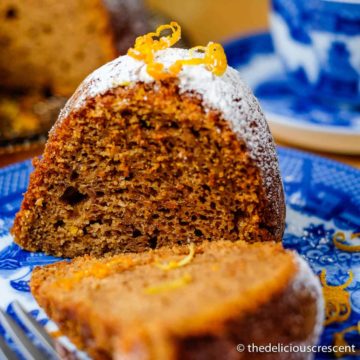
[224,32,360,154]
[0,148,360,359]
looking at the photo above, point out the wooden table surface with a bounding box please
[1,0,359,169]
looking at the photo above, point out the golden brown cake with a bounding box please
[0,0,147,96]
[12,24,285,257]
[31,240,324,360]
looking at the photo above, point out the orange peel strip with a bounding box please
[333,232,360,252]
[128,22,227,79]
[155,243,195,271]
[128,21,181,63]
[169,42,227,77]
[320,269,353,326]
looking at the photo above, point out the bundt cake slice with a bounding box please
[0,0,147,96]
[31,240,324,360]
[12,23,285,257]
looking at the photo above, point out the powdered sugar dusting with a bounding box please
[54,48,285,236]
[292,254,324,348]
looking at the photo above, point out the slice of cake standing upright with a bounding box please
[12,22,285,257]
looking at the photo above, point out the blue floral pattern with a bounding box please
[0,148,359,359]
[271,0,360,103]
[224,32,360,132]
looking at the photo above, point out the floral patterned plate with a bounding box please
[0,147,359,359]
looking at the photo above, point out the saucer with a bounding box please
[224,32,360,154]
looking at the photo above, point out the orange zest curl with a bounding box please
[127,21,181,62]
[146,62,172,80]
[155,243,195,271]
[169,42,227,76]
[127,22,227,79]
[127,21,181,79]
[334,232,360,252]
[320,269,353,326]
[333,323,360,358]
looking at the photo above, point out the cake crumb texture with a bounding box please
[12,79,284,257]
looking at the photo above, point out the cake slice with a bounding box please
[31,240,324,360]
[0,0,147,96]
[12,23,285,258]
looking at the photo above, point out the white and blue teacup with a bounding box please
[270,0,360,105]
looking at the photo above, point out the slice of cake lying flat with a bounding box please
[31,240,323,360]
[12,23,285,258]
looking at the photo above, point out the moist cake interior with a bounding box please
[14,79,276,257]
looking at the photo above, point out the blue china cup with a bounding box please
[270,0,360,105]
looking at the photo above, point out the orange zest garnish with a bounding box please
[169,43,227,76]
[128,21,181,62]
[127,21,181,80]
[334,232,360,252]
[146,61,173,80]
[333,323,359,358]
[144,273,192,295]
[320,269,353,326]
[155,243,195,270]
[127,22,227,79]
